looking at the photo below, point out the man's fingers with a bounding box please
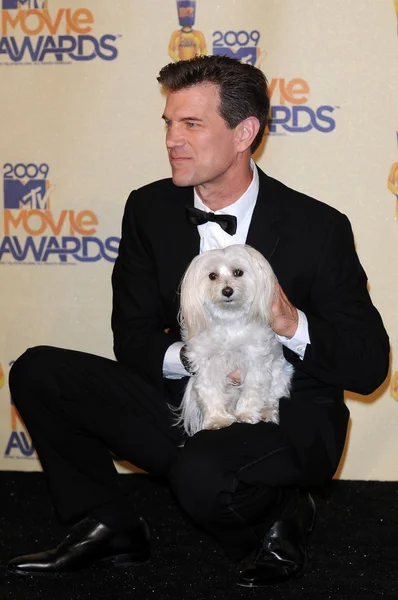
[228,370,241,383]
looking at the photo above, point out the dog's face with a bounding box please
[200,254,257,314]
[180,245,277,338]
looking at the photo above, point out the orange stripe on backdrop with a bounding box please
[11,406,25,431]
[0,363,4,389]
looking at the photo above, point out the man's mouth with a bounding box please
[169,154,191,161]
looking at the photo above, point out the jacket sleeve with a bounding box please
[284,213,390,394]
[111,191,181,389]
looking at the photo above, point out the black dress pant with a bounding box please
[9,345,349,560]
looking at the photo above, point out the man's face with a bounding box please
[163,83,239,188]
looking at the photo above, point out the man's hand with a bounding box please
[271,282,299,339]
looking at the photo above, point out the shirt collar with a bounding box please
[193,160,259,225]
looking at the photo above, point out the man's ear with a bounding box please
[235,117,260,152]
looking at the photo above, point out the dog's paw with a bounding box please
[234,409,261,425]
[260,407,279,424]
[203,414,237,430]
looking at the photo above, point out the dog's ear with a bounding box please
[179,256,209,340]
[244,246,276,325]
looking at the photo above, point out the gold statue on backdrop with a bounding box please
[388,161,398,219]
[388,0,397,402]
[387,128,398,219]
[168,1,207,62]
[390,371,398,401]
[0,362,4,390]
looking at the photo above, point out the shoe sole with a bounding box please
[236,564,306,588]
[7,555,151,577]
[101,554,151,568]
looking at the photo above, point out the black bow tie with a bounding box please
[185,205,237,236]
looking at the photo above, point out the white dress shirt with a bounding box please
[163,161,310,378]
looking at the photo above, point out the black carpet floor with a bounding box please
[0,473,397,600]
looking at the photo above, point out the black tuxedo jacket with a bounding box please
[111,168,389,447]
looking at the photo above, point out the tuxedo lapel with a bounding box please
[246,167,282,263]
[159,184,200,283]
[174,185,200,262]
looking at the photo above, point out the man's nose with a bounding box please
[222,286,234,298]
[166,125,185,149]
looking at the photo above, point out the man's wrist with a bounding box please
[275,310,310,360]
[273,310,299,339]
[284,310,299,338]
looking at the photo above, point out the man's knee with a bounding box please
[9,346,59,406]
[169,434,234,524]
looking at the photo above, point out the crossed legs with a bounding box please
[8,346,347,575]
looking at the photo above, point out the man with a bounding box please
[8,56,389,587]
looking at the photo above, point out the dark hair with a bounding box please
[157,55,269,154]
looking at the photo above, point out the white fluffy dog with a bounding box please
[177,244,294,436]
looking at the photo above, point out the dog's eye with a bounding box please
[233,269,244,277]
[208,272,217,281]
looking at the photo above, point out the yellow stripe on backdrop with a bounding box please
[0,0,397,478]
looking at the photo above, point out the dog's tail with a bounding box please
[169,378,203,437]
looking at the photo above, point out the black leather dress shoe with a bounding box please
[8,516,150,576]
[237,491,316,587]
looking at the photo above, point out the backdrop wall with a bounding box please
[0,0,397,479]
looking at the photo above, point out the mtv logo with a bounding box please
[4,179,48,210]
[213,46,258,66]
[2,0,47,9]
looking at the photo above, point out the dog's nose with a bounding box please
[222,286,234,298]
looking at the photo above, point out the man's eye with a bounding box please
[186,122,198,128]
[209,273,217,281]
[233,269,244,277]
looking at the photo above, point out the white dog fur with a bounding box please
[177,244,294,436]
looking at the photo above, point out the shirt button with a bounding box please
[296,345,304,353]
